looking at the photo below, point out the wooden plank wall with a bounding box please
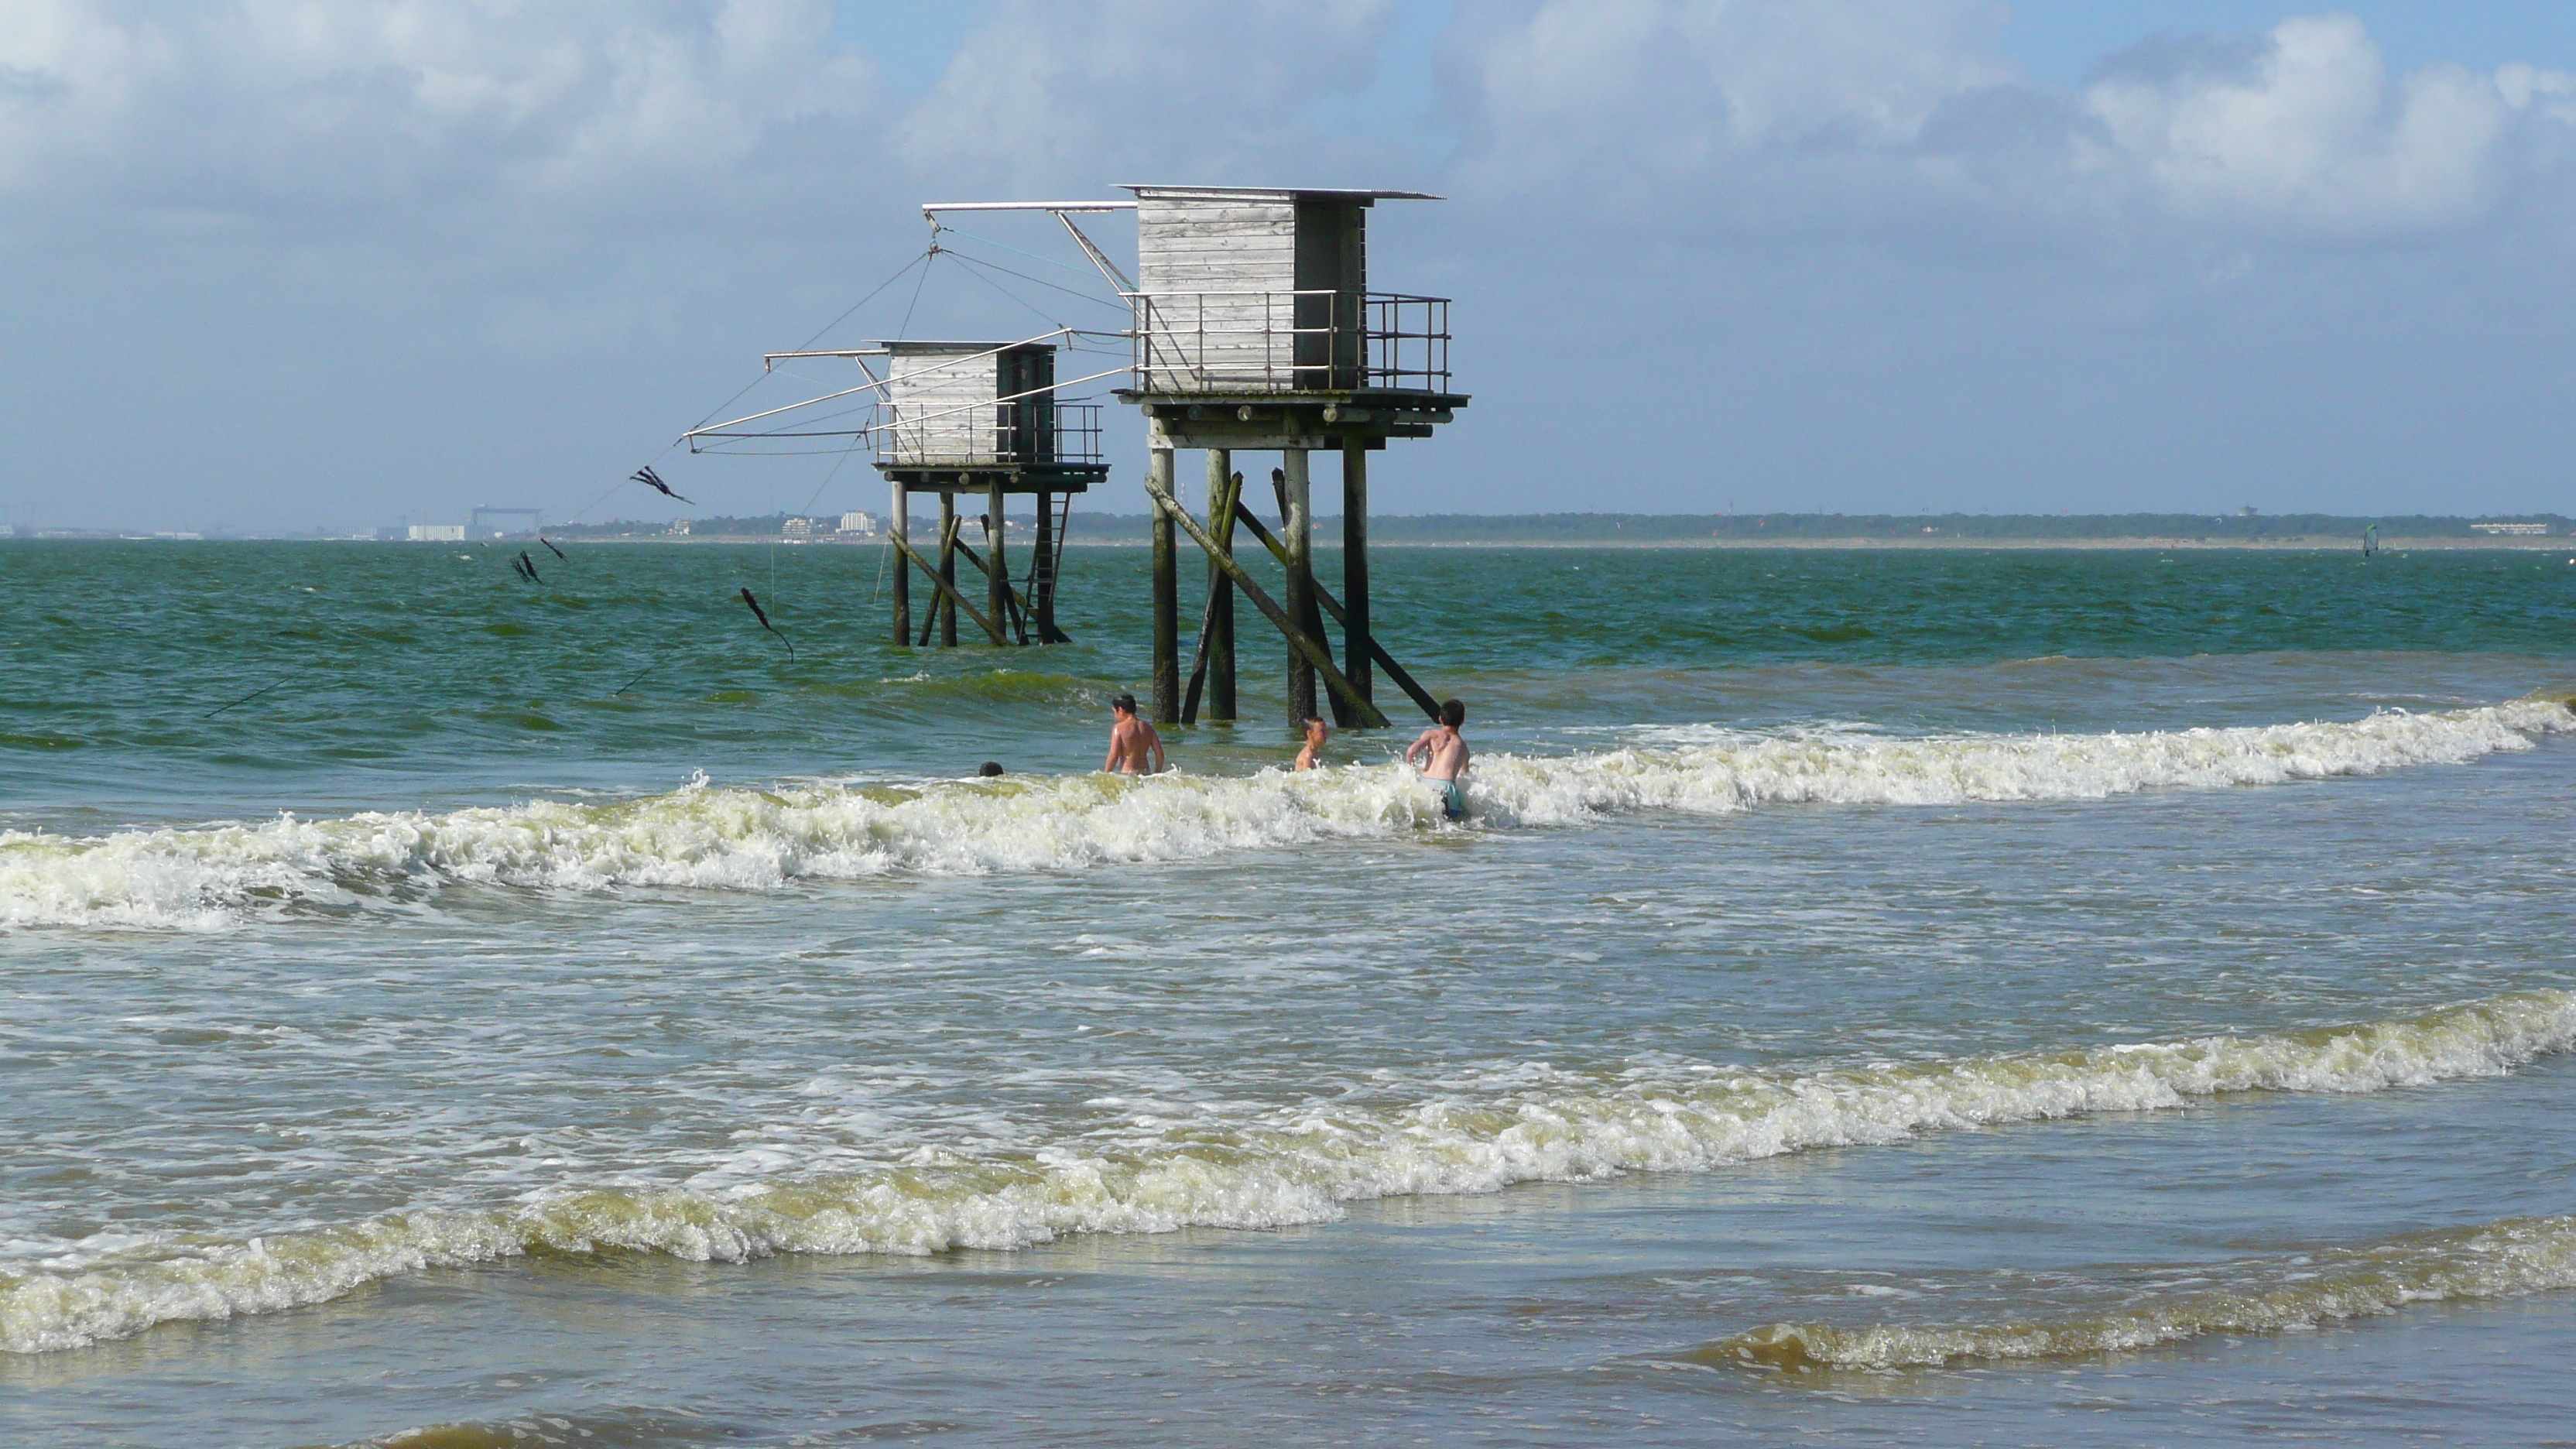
[885,347,1002,463]
[1136,197,1298,389]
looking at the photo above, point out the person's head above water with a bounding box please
[1302,716,1325,739]
[1440,699,1465,729]
[1112,693,1138,718]
[978,762,1004,777]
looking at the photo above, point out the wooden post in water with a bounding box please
[890,481,912,647]
[937,493,959,647]
[1033,490,1057,643]
[1283,448,1317,725]
[985,477,1008,646]
[1206,450,1237,722]
[1150,447,1180,723]
[1341,441,1371,710]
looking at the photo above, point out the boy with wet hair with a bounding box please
[1293,717,1327,771]
[1102,693,1167,776]
[1405,699,1470,820]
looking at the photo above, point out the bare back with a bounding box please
[1407,724,1468,781]
[1105,714,1166,774]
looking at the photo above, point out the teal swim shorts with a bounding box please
[1434,777,1465,820]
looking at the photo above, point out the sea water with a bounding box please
[4,540,2574,1446]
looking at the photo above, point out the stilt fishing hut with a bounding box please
[871,339,1108,646]
[1113,185,1468,728]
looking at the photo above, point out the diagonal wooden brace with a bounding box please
[953,537,1042,644]
[1142,475,1391,729]
[1182,468,1246,724]
[1230,502,1444,724]
[891,534,1011,646]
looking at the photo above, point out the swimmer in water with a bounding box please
[1293,716,1326,771]
[1404,698,1469,820]
[1102,693,1167,775]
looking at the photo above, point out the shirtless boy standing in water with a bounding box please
[1293,717,1327,771]
[1405,699,1470,820]
[1102,693,1167,775]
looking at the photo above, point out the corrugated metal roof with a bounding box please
[1120,185,1440,203]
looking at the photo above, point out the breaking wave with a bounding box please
[2,700,2565,932]
[1692,1214,2576,1372]
[8,988,2573,1355]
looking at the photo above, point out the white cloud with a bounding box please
[1448,0,2013,194]
[0,0,877,211]
[2086,15,2516,236]
[1440,3,2576,245]
[895,0,1396,187]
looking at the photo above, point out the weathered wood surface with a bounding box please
[1142,471,1390,731]
[889,480,910,647]
[1029,490,1070,645]
[1210,455,1237,721]
[882,346,1004,464]
[985,478,1009,643]
[1134,200,1300,388]
[1180,458,1242,724]
[1341,440,1371,708]
[937,497,959,647]
[1137,202,1297,297]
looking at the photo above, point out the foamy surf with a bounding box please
[1691,1213,2576,1372]
[9,989,2573,1355]
[3,700,2566,931]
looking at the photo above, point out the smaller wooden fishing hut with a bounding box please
[872,339,1108,646]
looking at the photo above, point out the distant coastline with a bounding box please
[11,510,2566,549]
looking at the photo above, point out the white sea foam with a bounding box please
[1697,1212,2576,1371]
[2,700,2564,932]
[8,988,2573,1355]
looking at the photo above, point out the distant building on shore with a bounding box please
[408,524,468,541]
[838,511,879,536]
[2472,521,2550,536]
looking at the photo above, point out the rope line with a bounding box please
[570,250,936,529]
[943,248,1127,313]
[948,251,1069,330]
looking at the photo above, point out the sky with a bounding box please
[5,2,2576,532]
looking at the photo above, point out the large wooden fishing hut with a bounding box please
[1115,185,1468,729]
[871,338,1108,647]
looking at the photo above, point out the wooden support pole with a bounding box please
[937,493,959,647]
[1142,472,1389,730]
[918,511,954,647]
[1283,449,1317,726]
[1342,440,1372,710]
[1233,500,1442,724]
[985,477,1009,646]
[1033,491,1061,643]
[1181,464,1244,724]
[1208,450,1237,722]
[889,535,1010,645]
[1150,447,1180,724]
[890,481,911,647]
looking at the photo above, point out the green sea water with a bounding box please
[5,540,2576,1447]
